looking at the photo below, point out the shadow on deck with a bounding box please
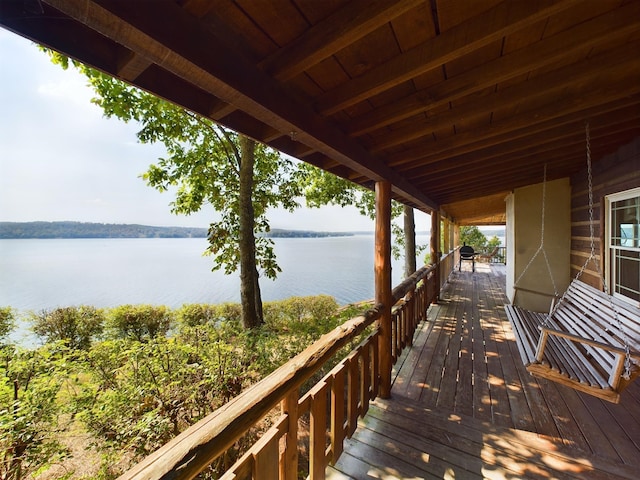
[328,263,640,479]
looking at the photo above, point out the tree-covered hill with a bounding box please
[0,222,357,239]
[0,221,208,239]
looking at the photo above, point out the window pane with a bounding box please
[609,190,640,304]
[613,249,640,302]
[611,197,640,248]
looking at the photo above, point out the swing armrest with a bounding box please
[538,327,640,360]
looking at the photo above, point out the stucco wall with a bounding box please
[506,178,571,312]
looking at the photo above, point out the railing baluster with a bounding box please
[347,349,359,437]
[309,382,328,480]
[280,389,298,480]
[361,342,370,416]
[254,434,280,480]
[330,368,345,463]
[371,333,379,399]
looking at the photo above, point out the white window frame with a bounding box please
[605,186,640,307]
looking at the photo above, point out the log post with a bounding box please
[375,181,392,399]
[403,204,416,278]
[430,211,440,303]
[454,223,460,253]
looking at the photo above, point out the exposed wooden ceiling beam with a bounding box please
[346,1,639,136]
[315,0,582,115]
[389,87,640,171]
[415,121,638,190]
[365,42,640,152]
[43,0,438,211]
[259,0,423,81]
[413,129,639,203]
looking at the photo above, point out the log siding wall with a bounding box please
[570,136,640,289]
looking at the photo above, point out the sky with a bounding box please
[0,30,431,231]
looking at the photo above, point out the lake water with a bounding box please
[0,235,431,315]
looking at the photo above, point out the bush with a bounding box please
[107,305,174,342]
[0,307,14,342]
[0,343,71,480]
[264,295,339,332]
[176,303,242,330]
[176,304,220,328]
[74,335,250,474]
[30,306,104,350]
[4,295,356,478]
[459,225,487,251]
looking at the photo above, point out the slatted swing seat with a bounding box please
[504,125,640,403]
[505,280,640,403]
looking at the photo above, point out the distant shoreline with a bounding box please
[0,221,359,239]
[0,221,503,240]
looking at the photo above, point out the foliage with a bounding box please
[106,305,174,342]
[299,164,426,260]
[0,343,70,480]
[0,296,370,478]
[46,50,304,283]
[175,304,221,328]
[0,221,207,239]
[459,226,488,251]
[487,235,502,250]
[30,306,105,350]
[74,335,247,462]
[0,308,14,342]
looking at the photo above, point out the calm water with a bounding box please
[0,235,430,315]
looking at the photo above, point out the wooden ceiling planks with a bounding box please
[1,0,638,224]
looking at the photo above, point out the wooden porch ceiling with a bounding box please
[2,0,639,224]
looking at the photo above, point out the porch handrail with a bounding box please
[118,260,444,480]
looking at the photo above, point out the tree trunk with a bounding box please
[238,135,263,329]
[403,205,416,278]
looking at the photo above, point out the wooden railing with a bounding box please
[441,248,456,288]
[119,260,446,480]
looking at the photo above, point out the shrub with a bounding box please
[107,305,174,342]
[0,307,14,342]
[74,335,251,476]
[30,306,104,350]
[176,304,220,328]
[0,343,70,480]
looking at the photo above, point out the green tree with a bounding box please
[30,306,104,350]
[487,235,502,250]
[300,164,426,271]
[0,308,14,343]
[459,226,488,251]
[46,52,304,329]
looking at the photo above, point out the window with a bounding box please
[607,187,640,305]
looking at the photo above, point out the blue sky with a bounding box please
[1,30,435,231]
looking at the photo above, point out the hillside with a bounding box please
[0,222,207,239]
[0,222,356,239]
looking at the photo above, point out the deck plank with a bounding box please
[330,264,640,479]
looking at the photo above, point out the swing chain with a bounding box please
[581,122,632,380]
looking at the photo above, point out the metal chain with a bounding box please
[577,122,632,379]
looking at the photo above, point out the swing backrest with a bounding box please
[551,280,640,379]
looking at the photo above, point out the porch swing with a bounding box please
[504,123,640,403]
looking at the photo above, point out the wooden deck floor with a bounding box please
[328,263,640,479]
